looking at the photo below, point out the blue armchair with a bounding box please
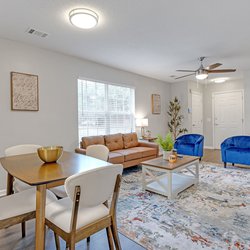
[221,136,250,168]
[174,134,204,160]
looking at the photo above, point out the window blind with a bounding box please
[78,79,135,140]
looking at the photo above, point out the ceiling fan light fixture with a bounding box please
[69,8,98,29]
[196,69,208,80]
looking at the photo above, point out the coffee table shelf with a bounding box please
[145,173,197,197]
[141,156,199,199]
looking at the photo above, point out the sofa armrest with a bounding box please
[221,138,235,152]
[221,138,235,162]
[174,139,180,148]
[138,141,159,155]
[75,148,86,155]
[195,136,204,144]
[194,138,204,157]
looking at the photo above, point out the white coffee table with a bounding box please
[141,155,199,199]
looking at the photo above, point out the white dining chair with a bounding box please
[0,188,57,238]
[45,164,123,250]
[5,144,42,192]
[50,145,110,199]
[86,144,109,161]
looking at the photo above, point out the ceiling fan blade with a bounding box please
[206,63,222,70]
[207,69,236,73]
[175,73,196,80]
[176,70,196,72]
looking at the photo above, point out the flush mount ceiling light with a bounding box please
[195,69,208,80]
[69,8,98,29]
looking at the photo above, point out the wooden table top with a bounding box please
[141,155,199,170]
[0,151,111,185]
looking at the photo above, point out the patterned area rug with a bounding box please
[117,164,250,250]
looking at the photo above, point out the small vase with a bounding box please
[163,151,171,160]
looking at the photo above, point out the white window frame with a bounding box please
[77,78,135,141]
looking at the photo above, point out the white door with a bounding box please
[213,90,244,149]
[191,92,203,135]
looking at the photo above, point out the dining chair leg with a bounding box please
[69,239,75,250]
[87,236,90,243]
[111,220,121,250]
[54,232,60,250]
[106,226,114,250]
[21,222,26,238]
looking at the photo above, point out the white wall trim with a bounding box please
[212,89,244,149]
[0,189,6,197]
[204,146,214,149]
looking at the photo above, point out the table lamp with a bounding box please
[136,118,148,138]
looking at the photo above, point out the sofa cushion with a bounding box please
[46,198,109,233]
[105,133,124,151]
[108,152,124,164]
[123,133,139,149]
[133,147,157,157]
[81,136,104,149]
[113,148,142,161]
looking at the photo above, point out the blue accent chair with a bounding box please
[221,136,250,168]
[174,134,204,160]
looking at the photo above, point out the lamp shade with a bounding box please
[136,118,148,127]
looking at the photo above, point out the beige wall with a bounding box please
[0,38,170,191]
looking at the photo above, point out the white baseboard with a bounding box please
[0,189,6,197]
[204,146,214,149]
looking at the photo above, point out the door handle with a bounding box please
[215,123,219,126]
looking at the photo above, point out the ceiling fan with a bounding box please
[175,57,236,80]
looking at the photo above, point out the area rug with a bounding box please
[117,163,250,250]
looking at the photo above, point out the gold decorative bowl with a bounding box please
[37,146,63,163]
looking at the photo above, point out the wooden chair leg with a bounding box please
[224,162,227,168]
[111,219,121,250]
[54,232,60,250]
[69,240,75,250]
[106,226,114,250]
[21,222,25,238]
[232,163,235,166]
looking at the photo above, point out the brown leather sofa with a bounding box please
[75,132,159,168]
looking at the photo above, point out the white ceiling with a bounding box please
[0,0,249,82]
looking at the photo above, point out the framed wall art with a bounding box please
[11,72,39,111]
[151,94,161,114]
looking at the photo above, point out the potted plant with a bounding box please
[168,97,188,140]
[155,133,174,160]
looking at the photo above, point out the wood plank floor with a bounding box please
[0,220,145,250]
[203,149,222,164]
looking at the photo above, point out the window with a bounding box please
[78,79,135,140]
